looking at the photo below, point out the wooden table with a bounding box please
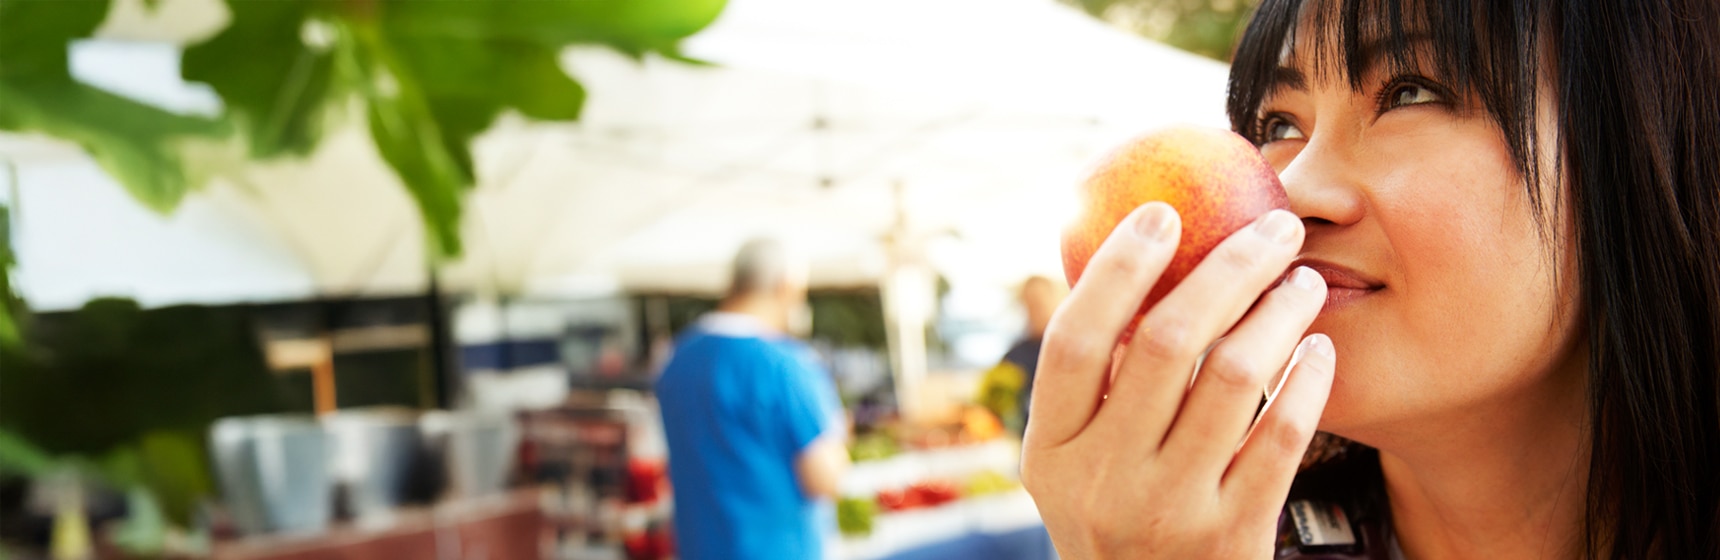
[213,489,544,560]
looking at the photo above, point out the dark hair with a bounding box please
[1225,0,1720,557]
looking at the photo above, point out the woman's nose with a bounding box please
[1280,138,1366,228]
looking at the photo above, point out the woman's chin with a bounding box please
[1308,340,1378,439]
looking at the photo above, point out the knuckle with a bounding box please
[1019,453,1052,494]
[1041,330,1100,372]
[1020,453,1079,500]
[1269,417,1316,453]
[1214,236,1270,271]
[1095,248,1149,281]
[1202,346,1267,390]
[1019,460,1039,492]
[1134,316,1198,363]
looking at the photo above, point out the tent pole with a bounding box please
[426,266,456,409]
[883,265,934,420]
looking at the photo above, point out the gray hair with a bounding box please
[727,237,806,298]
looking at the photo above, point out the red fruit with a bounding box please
[624,534,652,559]
[1061,126,1289,336]
[877,489,907,512]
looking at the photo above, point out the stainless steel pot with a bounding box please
[208,414,332,535]
[420,410,519,499]
[321,406,426,523]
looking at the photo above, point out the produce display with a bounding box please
[1062,126,1289,337]
[850,417,1005,461]
[848,433,900,462]
[961,469,1020,497]
[837,497,877,537]
[839,411,1026,541]
[960,407,1004,442]
[838,469,1024,537]
[876,480,962,512]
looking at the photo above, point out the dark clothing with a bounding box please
[1003,336,1043,428]
[1276,445,1402,560]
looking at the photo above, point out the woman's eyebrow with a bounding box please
[1269,66,1309,93]
[1263,33,1432,100]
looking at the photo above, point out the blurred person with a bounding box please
[655,238,849,560]
[975,275,1066,438]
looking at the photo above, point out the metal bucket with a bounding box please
[321,407,428,523]
[209,414,333,535]
[420,410,519,499]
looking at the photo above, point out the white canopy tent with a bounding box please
[4,0,1229,309]
[450,0,1232,296]
[4,0,1231,408]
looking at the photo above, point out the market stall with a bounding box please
[0,0,1227,557]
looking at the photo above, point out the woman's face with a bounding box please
[1255,27,1585,440]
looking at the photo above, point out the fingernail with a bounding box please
[1253,210,1300,244]
[1290,266,1322,291]
[1135,203,1177,241]
[1307,333,1334,359]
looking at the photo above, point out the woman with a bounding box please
[1020,0,1720,558]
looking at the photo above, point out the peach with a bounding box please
[1061,126,1289,334]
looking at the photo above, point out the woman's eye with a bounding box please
[1387,83,1441,108]
[1263,116,1306,142]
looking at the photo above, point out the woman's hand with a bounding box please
[1022,202,1336,559]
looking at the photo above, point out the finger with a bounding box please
[1090,209,1303,452]
[1160,265,1326,476]
[1222,334,1335,516]
[1027,202,1180,449]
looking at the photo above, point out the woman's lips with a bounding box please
[1293,258,1385,311]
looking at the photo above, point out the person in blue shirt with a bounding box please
[656,238,849,560]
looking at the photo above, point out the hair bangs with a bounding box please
[1226,0,1547,214]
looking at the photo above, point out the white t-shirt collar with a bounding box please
[695,311,782,339]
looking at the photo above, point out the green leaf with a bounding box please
[557,0,730,52]
[9,0,728,263]
[657,46,718,67]
[0,200,19,349]
[351,0,734,259]
[379,0,728,53]
[0,427,55,478]
[0,0,110,79]
[384,33,585,183]
[86,432,211,526]
[134,431,212,526]
[0,0,227,214]
[182,1,337,159]
[342,20,470,258]
[98,446,146,489]
[0,81,229,212]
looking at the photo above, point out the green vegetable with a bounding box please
[848,433,899,462]
[963,469,1020,497]
[836,496,876,537]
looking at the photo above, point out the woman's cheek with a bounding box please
[1382,142,1554,375]
[1374,125,1531,292]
